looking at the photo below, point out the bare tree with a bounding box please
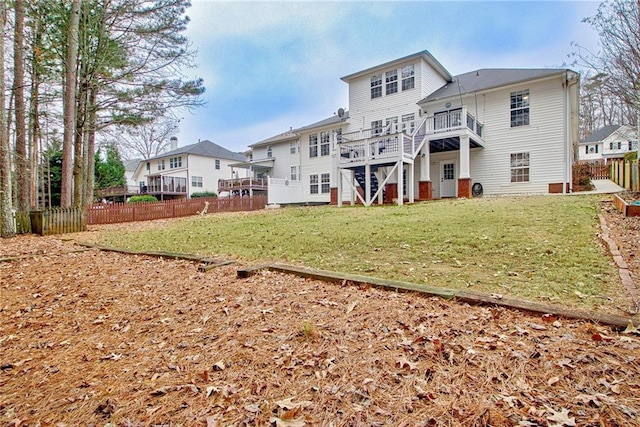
[0,1,16,237]
[572,0,640,136]
[110,116,181,160]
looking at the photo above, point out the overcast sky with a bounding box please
[175,1,601,153]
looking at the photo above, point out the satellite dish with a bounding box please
[337,108,345,118]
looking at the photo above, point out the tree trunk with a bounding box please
[84,87,98,206]
[29,10,42,209]
[61,0,81,208]
[14,0,29,211]
[0,1,16,237]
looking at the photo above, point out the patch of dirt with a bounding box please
[2,225,640,426]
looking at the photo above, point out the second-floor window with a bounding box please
[402,114,415,134]
[290,140,298,154]
[385,69,398,95]
[267,146,273,158]
[320,132,330,156]
[191,176,203,187]
[402,64,415,90]
[609,141,622,150]
[386,117,398,134]
[158,160,165,171]
[586,145,598,154]
[510,90,530,127]
[169,156,182,168]
[309,134,318,158]
[371,74,382,99]
[371,120,383,136]
[215,159,220,169]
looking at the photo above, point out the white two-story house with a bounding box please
[245,50,580,205]
[132,139,246,200]
[578,125,638,164]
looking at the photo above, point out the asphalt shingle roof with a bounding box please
[581,125,622,143]
[154,140,245,162]
[294,111,350,133]
[420,68,570,103]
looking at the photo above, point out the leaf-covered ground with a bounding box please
[0,202,639,426]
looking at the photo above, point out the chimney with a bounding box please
[170,136,178,151]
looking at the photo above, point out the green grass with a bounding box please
[91,196,621,309]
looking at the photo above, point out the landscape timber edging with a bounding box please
[238,263,637,329]
[75,242,637,329]
[75,242,234,268]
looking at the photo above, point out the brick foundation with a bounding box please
[548,183,570,194]
[384,183,398,203]
[330,187,338,205]
[458,178,472,198]
[418,181,432,200]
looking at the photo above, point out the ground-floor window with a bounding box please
[321,173,330,193]
[290,166,299,181]
[310,174,319,194]
[510,152,530,182]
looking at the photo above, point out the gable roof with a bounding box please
[341,50,452,83]
[420,68,571,103]
[151,139,245,162]
[295,111,350,133]
[581,125,622,144]
[249,129,298,148]
[123,159,142,172]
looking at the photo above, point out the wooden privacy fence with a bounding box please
[609,159,640,192]
[587,163,610,179]
[14,207,88,236]
[87,195,268,225]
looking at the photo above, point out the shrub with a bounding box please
[191,191,217,198]
[624,151,638,162]
[128,195,158,203]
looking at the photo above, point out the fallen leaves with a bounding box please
[1,235,640,426]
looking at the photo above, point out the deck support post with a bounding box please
[397,161,404,206]
[365,164,371,206]
[459,135,470,180]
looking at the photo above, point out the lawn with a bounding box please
[88,195,621,309]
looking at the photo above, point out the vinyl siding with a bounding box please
[421,75,571,196]
[347,57,447,134]
[298,127,339,203]
[253,140,300,180]
[187,155,237,196]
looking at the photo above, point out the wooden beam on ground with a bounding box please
[198,260,235,272]
[250,263,636,329]
[76,242,225,264]
[237,265,271,279]
[0,248,90,263]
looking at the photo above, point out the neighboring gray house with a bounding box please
[578,125,638,164]
[132,140,246,200]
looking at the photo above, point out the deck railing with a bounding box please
[338,108,483,165]
[218,177,269,190]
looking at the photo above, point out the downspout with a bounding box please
[563,76,568,194]
[186,154,189,199]
[564,71,579,194]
